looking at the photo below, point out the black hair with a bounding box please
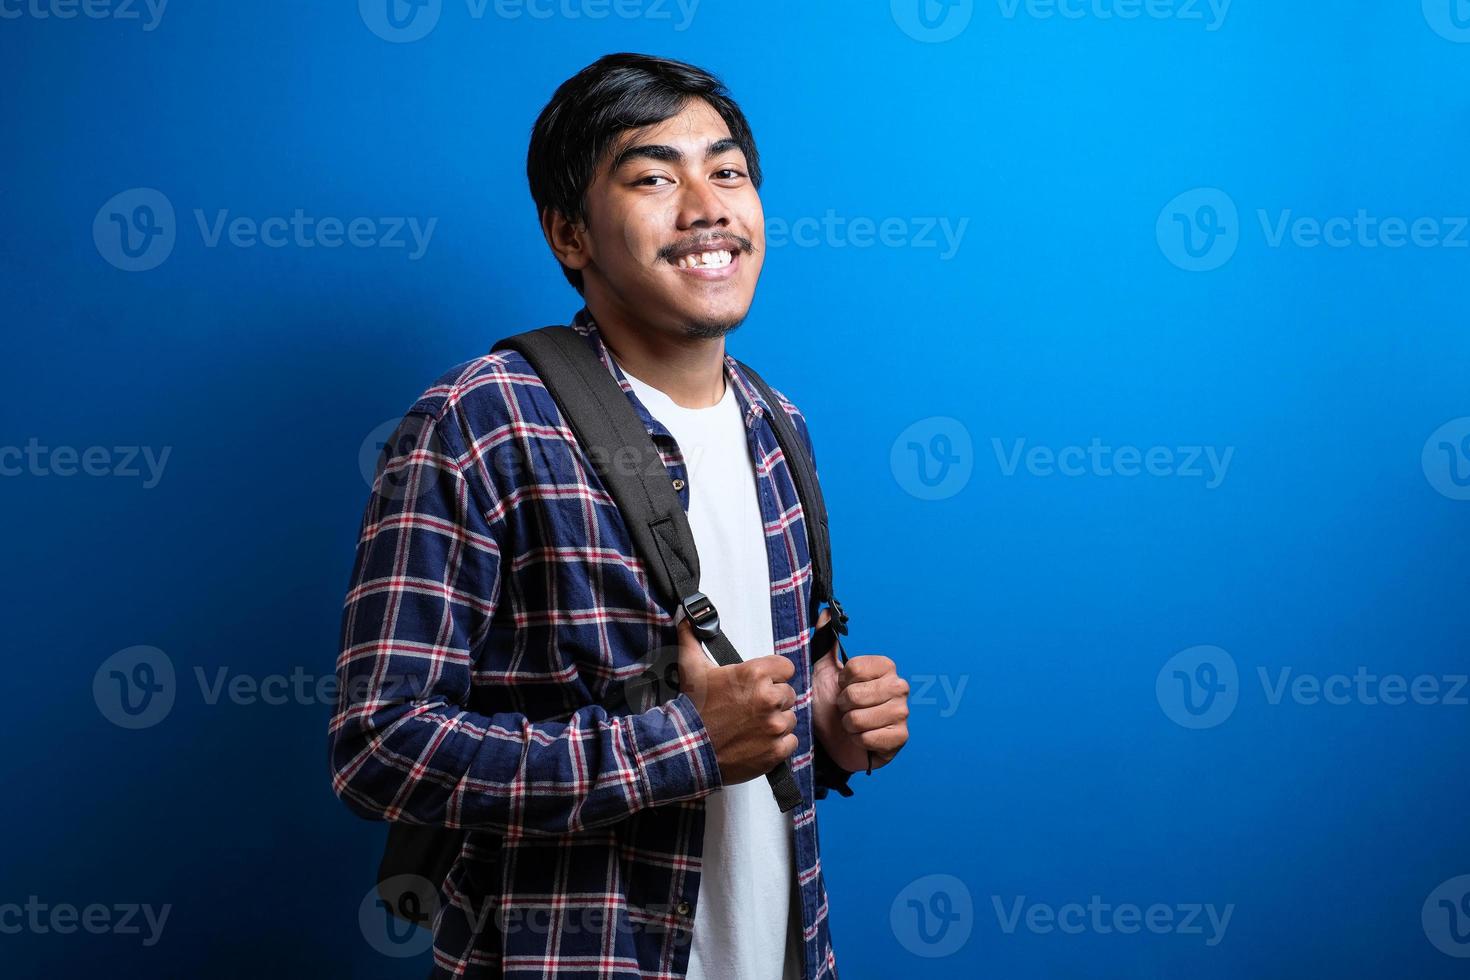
[526,52,763,294]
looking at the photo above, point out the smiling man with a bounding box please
[329,53,909,980]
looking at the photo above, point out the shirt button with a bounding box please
[672,479,686,491]
[676,901,691,916]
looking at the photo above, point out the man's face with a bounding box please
[574,99,765,339]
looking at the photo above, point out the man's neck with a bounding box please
[585,302,728,410]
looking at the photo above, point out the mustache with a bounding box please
[656,233,757,263]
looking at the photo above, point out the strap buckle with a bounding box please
[812,595,850,662]
[679,592,722,641]
[827,596,850,637]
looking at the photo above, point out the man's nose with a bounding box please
[675,178,730,230]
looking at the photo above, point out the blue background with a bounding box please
[3,1,1469,976]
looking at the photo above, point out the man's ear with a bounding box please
[541,208,591,273]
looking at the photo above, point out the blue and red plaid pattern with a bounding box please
[329,307,854,979]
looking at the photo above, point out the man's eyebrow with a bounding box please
[609,137,745,174]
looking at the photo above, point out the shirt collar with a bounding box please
[569,306,773,434]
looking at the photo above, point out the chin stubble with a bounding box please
[681,313,747,340]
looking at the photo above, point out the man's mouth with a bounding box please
[661,235,750,280]
[670,248,735,271]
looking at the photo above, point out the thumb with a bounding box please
[674,618,715,705]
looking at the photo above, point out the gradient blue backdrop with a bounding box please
[3,1,1469,976]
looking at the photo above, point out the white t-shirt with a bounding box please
[619,365,804,980]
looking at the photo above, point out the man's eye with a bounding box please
[634,175,672,187]
[715,169,746,180]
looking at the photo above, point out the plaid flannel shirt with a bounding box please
[329,306,855,979]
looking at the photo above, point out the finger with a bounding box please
[673,622,718,705]
[675,621,706,660]
[836,675,909,712]
[770,681,793,714]
[838,655,898,687]
[840,699,910,735]
[854,722,908,755]
[754,653,796,682]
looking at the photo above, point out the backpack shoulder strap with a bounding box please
[730,359,838,609]
[733,359,849,651]
[492,326,701,611]
[492,324,805,812]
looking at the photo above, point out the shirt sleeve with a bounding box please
[327,396,724,837]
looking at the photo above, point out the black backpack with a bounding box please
[374,325,853,925]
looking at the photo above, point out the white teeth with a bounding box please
[676,250,733,269]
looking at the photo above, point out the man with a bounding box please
[328,52,910,980]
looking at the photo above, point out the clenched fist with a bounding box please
[810,607,909,774]
[675,618,799,786]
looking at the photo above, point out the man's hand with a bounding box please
[810,607,909,774]
[675,618,800,786]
